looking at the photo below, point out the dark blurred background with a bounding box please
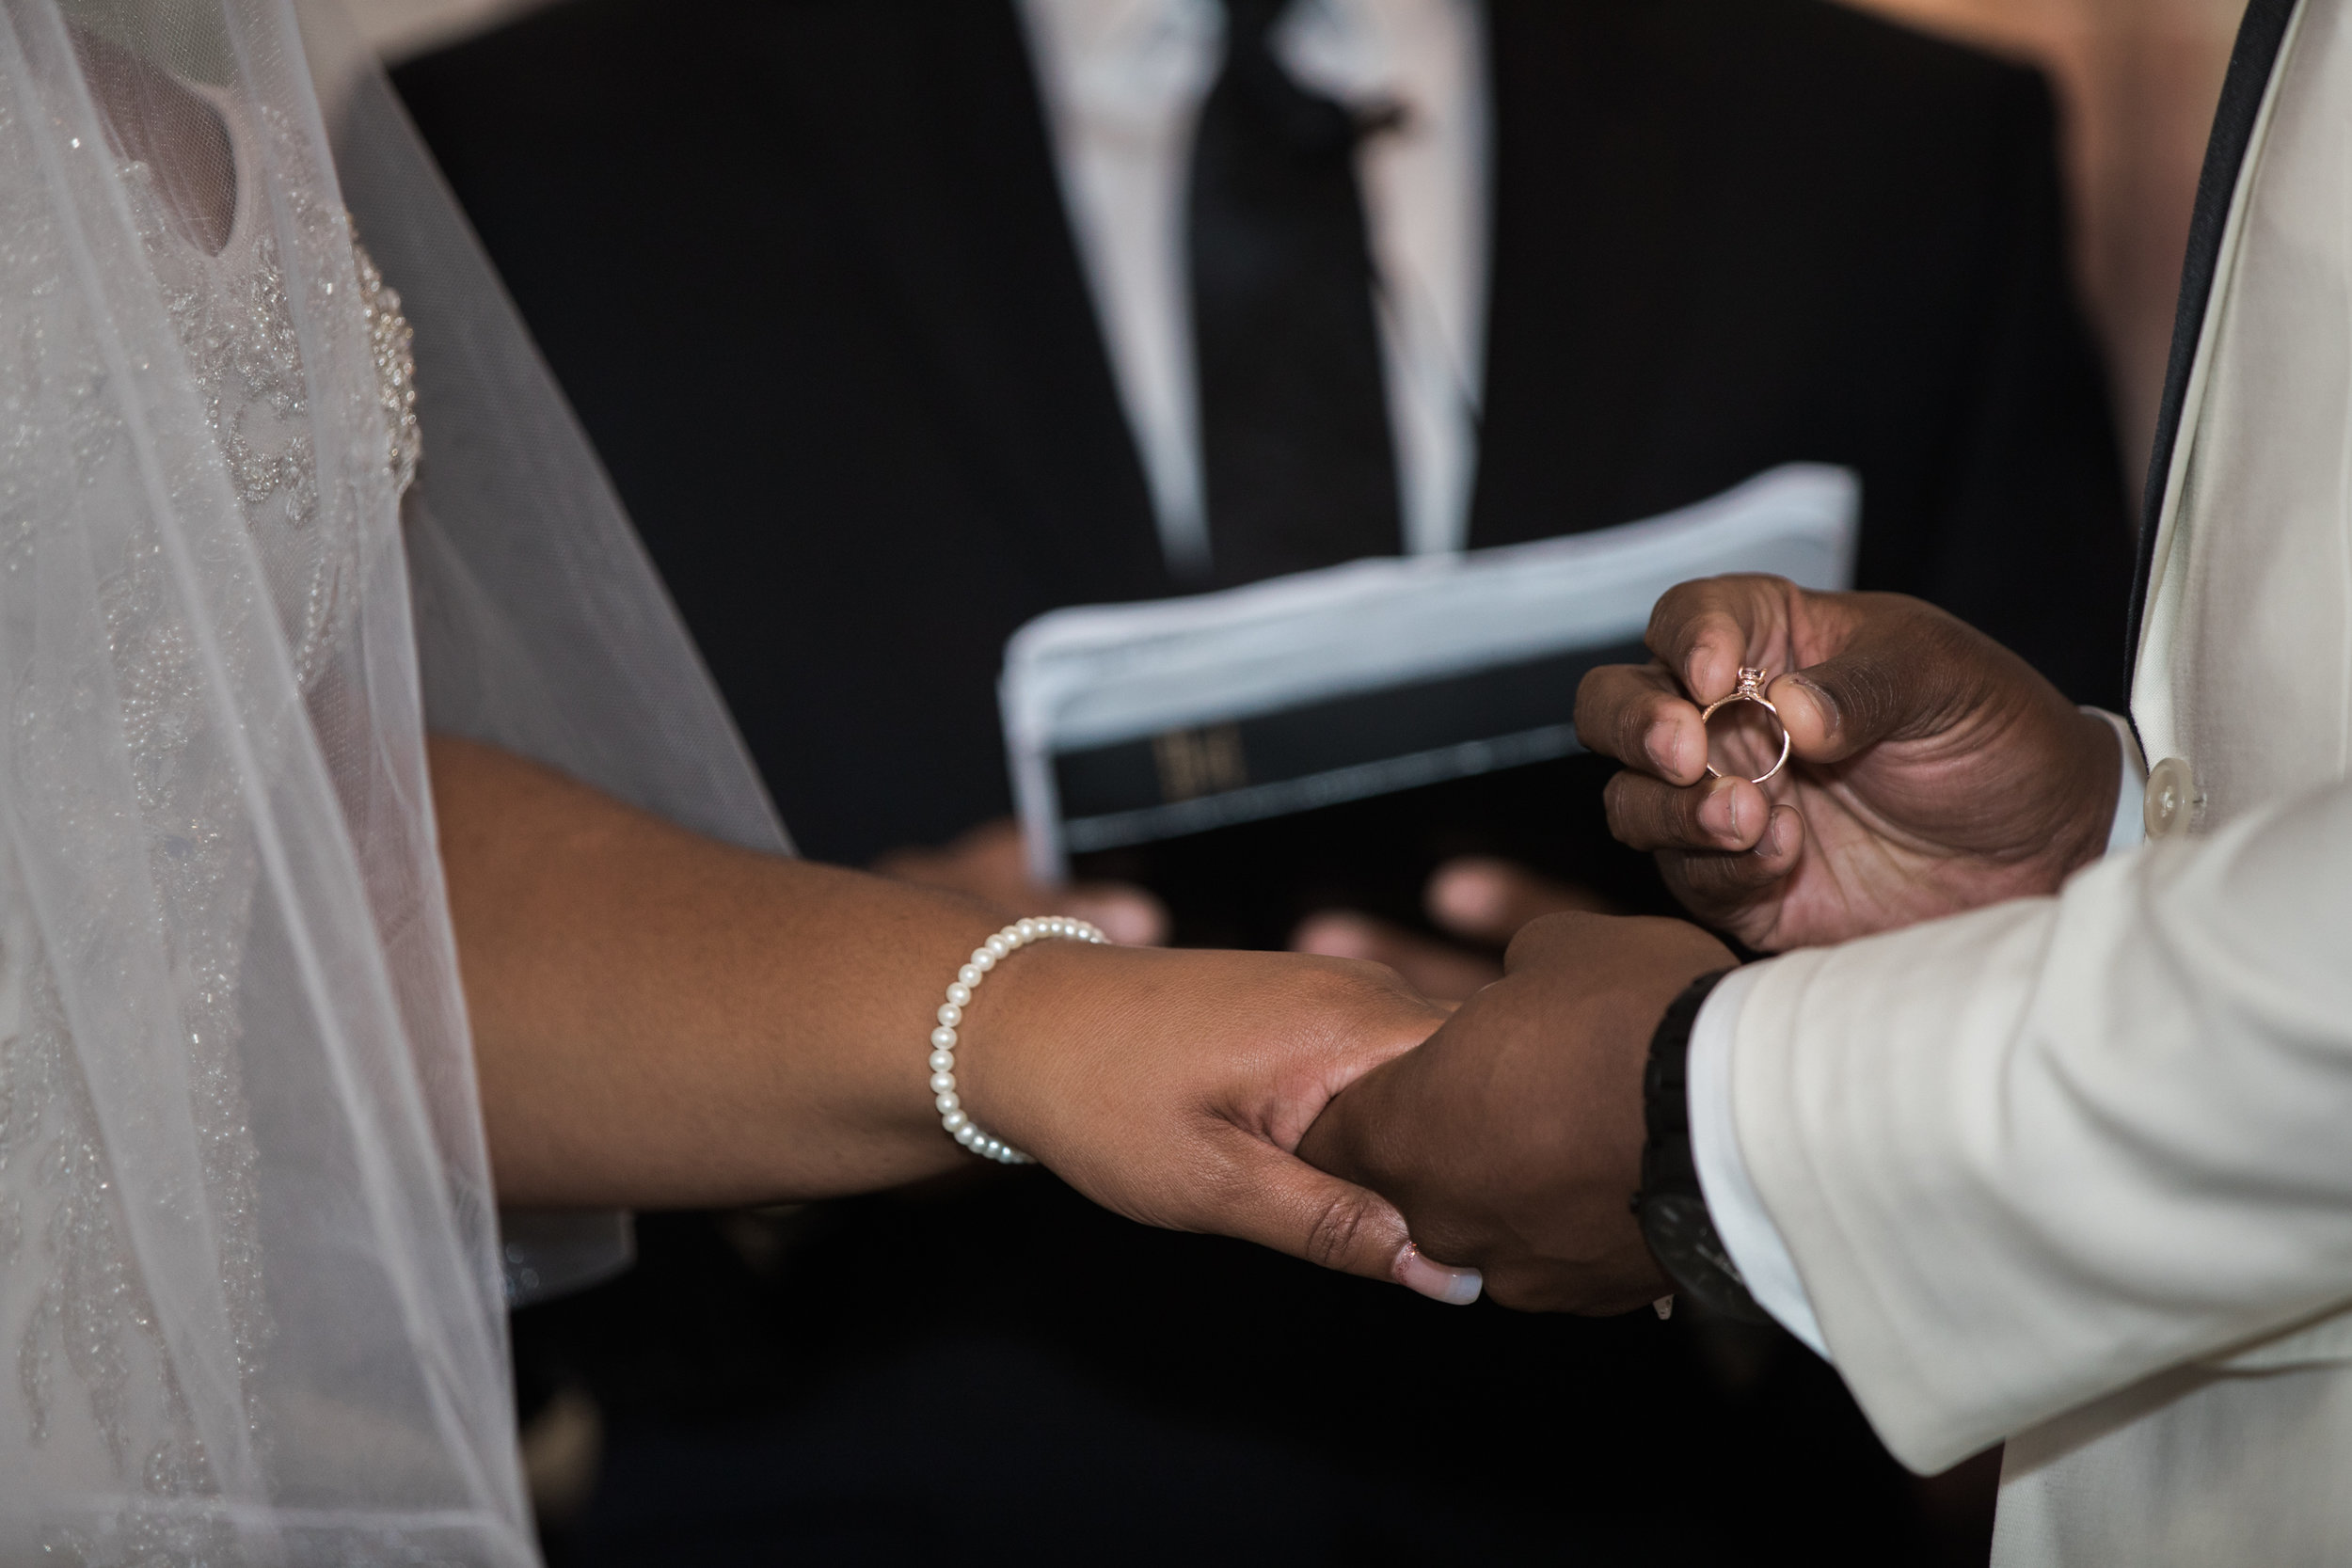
[358,0,2248,496]
[353,1,2245,1561]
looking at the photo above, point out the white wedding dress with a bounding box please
[0,1,785,1560]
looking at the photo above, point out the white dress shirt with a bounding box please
[1017,0,1488,578]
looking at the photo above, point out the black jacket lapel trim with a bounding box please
[2129,0,2305,680]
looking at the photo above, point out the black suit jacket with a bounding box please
[397,0,2129,871]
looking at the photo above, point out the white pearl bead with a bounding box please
[931,917,1104,1165]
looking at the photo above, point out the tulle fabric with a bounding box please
[0,0,781,1559]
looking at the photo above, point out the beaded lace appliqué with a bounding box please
[0,90,422,1560]
[357,240,421,501]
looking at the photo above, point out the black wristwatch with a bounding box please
[1632,968,1773,1324]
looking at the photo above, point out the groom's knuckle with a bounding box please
[1607,776,1680,850]
[1697,847,1776,894]
[1617,697,1665,770]
[1644,584,1696,653]
[1601,769,1631,820]
[1574,672,1631,755]
[1602,773,1646,837]
[1662,851,1743,910]
[1670,784,1711,842]
[1572,663,1615,729]
[1658,853,1713,909]
[1679,851,1739,895]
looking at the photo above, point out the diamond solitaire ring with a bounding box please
[1698,665,1791,784]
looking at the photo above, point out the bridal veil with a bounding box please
[0,0,783,1558]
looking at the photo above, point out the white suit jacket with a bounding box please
[1718,0,2352,1559]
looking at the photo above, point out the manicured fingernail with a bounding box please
[1397,1242,1483,1305]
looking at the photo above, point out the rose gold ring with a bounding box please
[1698,665,1790,784]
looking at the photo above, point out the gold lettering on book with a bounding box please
[1152,724,1248,801]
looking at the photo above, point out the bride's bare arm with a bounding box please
[430,736,1470,1295]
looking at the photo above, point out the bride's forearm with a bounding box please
[430,736,1462,1299]
[431,734,1013,1207]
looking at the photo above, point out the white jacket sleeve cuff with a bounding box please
[1726,782,2352,1474]
[1688,962,1828,1357]
[1682,707,2146,1372]
[2087,706,2149,856]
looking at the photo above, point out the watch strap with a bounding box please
[1634,967,1773,1324]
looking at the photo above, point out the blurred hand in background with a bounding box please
[1290,856,1613,1002]
[875,816,1169,948]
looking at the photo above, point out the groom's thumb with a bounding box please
[1220,1136,1482,1305]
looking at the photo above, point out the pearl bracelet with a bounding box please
[929,916,1108,1164]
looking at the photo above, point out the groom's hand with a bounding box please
[1575,577,2122,952]
[1296,911,1732,1313]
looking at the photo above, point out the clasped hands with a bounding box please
[898,576,2122,1315]
[1291,576,2127,1312]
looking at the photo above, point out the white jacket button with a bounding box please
[2144,755,2202,839]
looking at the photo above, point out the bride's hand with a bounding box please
[438,732,1468,1304]
[953,941,1481,1303]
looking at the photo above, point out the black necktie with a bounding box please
[1188,0,1402,588]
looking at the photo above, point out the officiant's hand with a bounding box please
[1297,911,1731,1311]
[1291,857,1612,1002]
[1574,576,2122,952]
[877,817,1168,946]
